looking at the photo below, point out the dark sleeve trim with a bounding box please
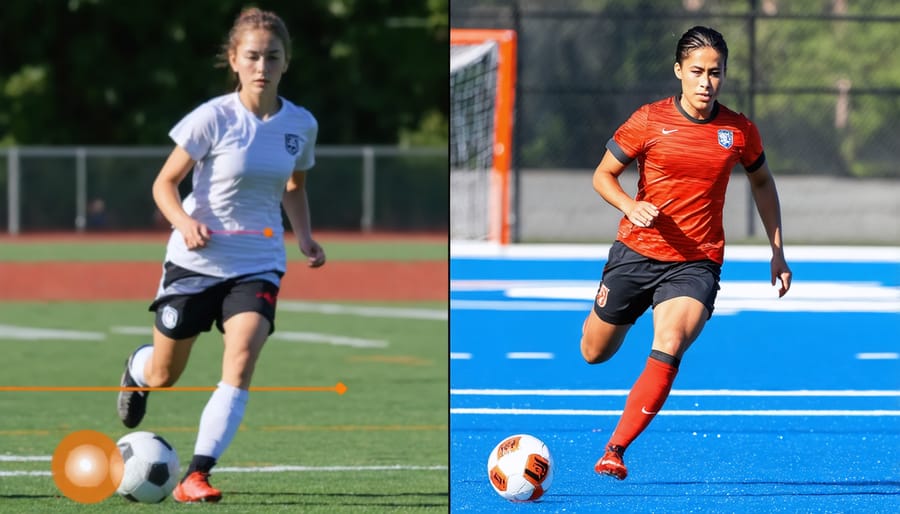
[606,138,634,166]
[745,151,766,173]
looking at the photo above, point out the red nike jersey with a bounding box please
[607,96,765,264]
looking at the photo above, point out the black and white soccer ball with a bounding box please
[116,431,180,503]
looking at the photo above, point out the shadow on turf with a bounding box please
[0,494,59,499]
[0,491,451,497]
[227,490,448,507]
[588,480,900,498]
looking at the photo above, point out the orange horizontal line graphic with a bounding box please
[0,382,347,395]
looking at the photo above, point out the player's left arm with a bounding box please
[746,161,792,297]
[283,169,326,268]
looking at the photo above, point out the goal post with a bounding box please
[450,29,517,244]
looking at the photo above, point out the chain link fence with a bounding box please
[452,0,900,243]
[452,0,900,175]
[0,146,446,234]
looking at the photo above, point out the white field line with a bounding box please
[451,388,900,416]
[855,352,899,360]
[109,326,152,335]
[449,242,900,262]
[506,352,554,360]
[0,325,105,341]
[451,300,589,311]
[450,280,900,314]
[451,389,900,397]
[278,301,447,321]
[450,408,900,416]
[0,463,447,478]
[214,464,447,473]
[109,326,388,348]
[271,331,387,348]
[0,303,445,343]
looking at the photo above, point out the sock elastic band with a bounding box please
[649,349,680,368]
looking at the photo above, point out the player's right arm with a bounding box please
[152,146,209,250]
[593,150,658,228]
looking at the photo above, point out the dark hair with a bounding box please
[217,8,292,90]
[675,26,728,72]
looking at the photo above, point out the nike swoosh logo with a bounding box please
[661,129,678,135]
[641,406,658,415]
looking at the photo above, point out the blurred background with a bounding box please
[451,0,900,244]
[0,0,449,234]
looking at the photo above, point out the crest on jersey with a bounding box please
[284,134,300,155]
[717,129,734,149]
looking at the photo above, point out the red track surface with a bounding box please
[0,231,447,301]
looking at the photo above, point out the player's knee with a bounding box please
[580,336,613,364]
[652,332,690,357]
[582,351,614,365]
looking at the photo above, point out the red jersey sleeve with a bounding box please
[741,118,766,172]
[607,104,650,164]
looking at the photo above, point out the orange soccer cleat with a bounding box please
[594,445,628,480]
[172,471,222,503]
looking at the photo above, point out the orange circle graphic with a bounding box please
[51,430,123,503]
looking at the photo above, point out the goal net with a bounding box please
[450,29,516,243]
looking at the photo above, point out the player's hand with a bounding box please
[177,219,210,250]
[771,252,792,297]
[300,239,326,268]
[626,201,660,228]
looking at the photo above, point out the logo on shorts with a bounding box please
[256,291,278,307]
[596,284,609,309]
[161,305,179,329]
[284,134,300,155]
[717,129,734,149]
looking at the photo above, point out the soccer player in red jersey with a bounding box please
[583,26,793,480]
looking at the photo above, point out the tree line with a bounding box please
[451,0,899,176]
[0,0,449,147]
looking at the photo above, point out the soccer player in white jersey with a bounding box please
[116,8,325,503]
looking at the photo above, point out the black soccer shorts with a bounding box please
[149,263,281,339]
[592,241,721,325]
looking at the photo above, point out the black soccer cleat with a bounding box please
[117,345,151,428]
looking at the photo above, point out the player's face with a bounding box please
[229,29,288,96]
[673,46,725,119]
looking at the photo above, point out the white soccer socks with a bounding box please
[193,381,249,459]
[128,344,154,387]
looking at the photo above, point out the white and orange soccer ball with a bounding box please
[487,434,554,502]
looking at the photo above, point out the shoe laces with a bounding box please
[185,471,212,485]
[606,445,625,458]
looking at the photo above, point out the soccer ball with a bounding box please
[115,431,180,503]
[487,434,553,502]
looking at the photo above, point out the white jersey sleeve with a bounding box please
[168,102,219,161]
[294,112,318,171]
